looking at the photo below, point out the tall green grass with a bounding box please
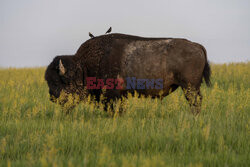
[0,63,249,167]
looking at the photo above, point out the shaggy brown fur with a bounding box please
[45,33,211,114]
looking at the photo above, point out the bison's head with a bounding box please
[45,56,86,107]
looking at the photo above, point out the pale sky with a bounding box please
[0,0,249,67]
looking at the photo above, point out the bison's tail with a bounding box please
[201,45,211,87]
[203,61,211,87]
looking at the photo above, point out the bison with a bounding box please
[45,33,211,114]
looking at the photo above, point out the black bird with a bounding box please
[89,32,94,38]
[105,27,112,34]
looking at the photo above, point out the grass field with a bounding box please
[0,63,249,167]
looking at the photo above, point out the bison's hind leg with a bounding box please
[182,86,202,115]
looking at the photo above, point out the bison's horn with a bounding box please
[59,59,66,75]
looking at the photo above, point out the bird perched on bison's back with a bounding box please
[105,27,112,34]
[89,32,94,38]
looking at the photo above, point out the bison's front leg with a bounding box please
[102,89,124,114]
[182,87,202,115]
[103,98,127,117]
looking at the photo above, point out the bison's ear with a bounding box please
[59,59,66,75]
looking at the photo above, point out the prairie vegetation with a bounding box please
[0,63,249,166]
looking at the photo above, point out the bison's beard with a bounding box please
[51,89,87,111]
